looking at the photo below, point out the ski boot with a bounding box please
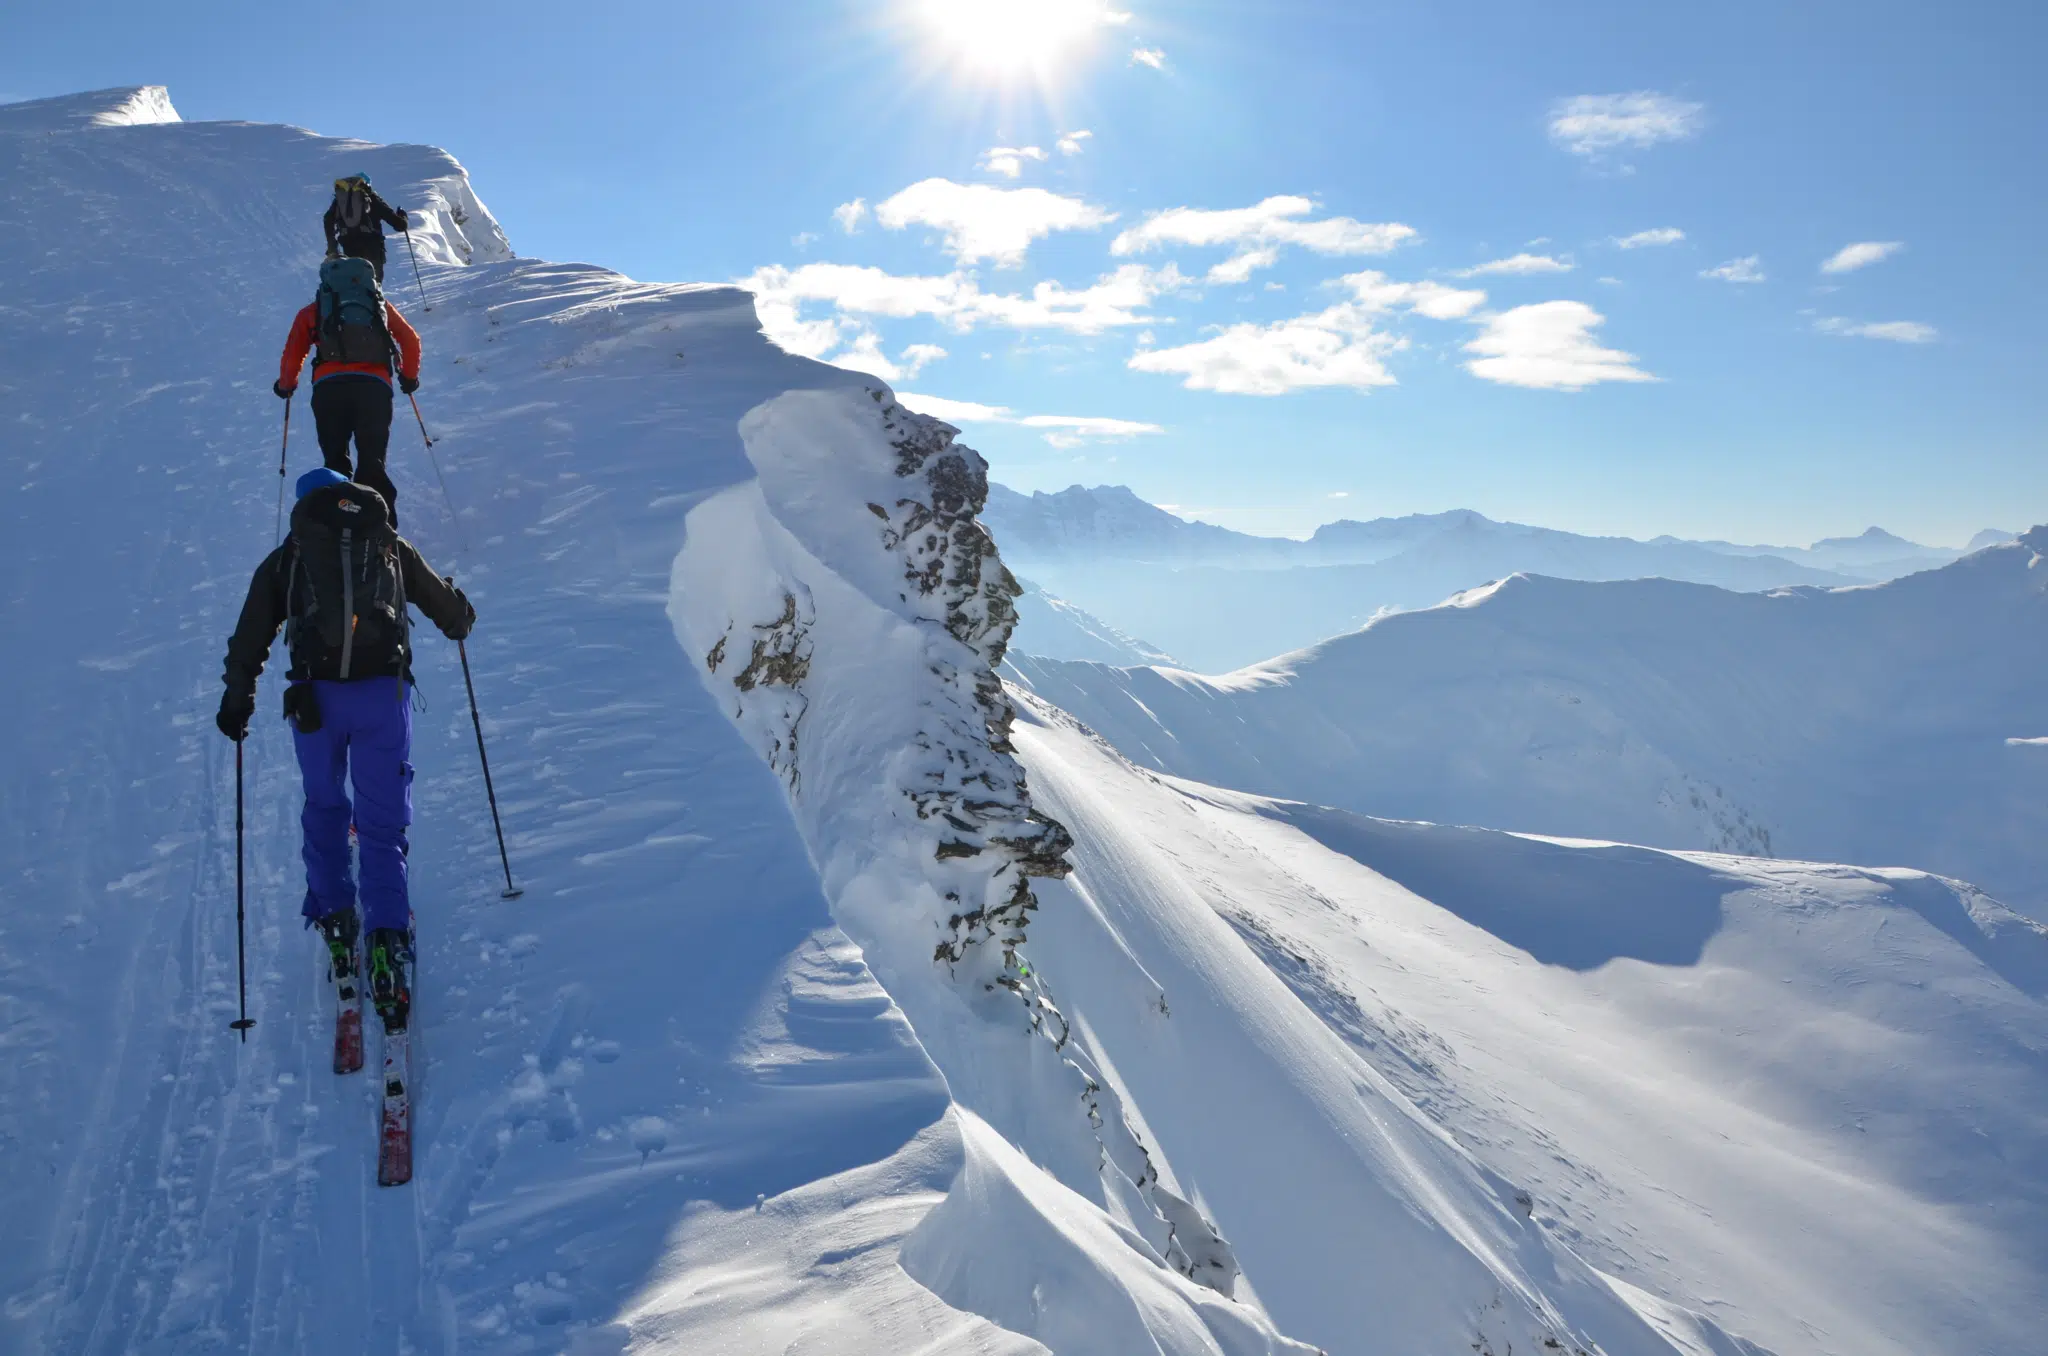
[366,927,413,1031]
[316,908,360,982]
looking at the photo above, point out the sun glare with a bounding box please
[916,0,1125,76]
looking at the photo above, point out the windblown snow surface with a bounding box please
[2,87,2043,1356]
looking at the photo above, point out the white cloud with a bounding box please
[1820,240,1903,274]
[1815,316,1936,343]
[1456,253,1574,277]
[875,178,1116,266]
[1341,270,1487,319]
[1131,47,1166,68]
[1018,414,1166,447]
[791,231,818,248]
[969,263,1191,331]
[899,342,948,377]
[895,393,1014,423]
[740,260,1184,359]
[1548,91,1705,157]
[833,329,902,380]
[1701,255,1766,284]
[1057,129,1093,155]
[1614,227,1685,249]
[1464,301,1656,390]
[1327,491,1350,499]
[833,199,868,233]
[1126,269,1485,396]
[1113,195,1416,261]
[1206,247,1280,284]
[893,394,1163,446]
[1129,304,1401,395]
[981,145,1048,178]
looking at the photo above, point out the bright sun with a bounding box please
[916,0,1125,75]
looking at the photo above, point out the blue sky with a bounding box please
[8,0,2043,544]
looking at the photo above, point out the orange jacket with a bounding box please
[278,300,421,390]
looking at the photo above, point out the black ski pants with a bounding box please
[311,377,399,517]
[338,235,388,282]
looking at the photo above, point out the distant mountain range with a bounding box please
[986,484,2014,672]
[1008,530,2048,918]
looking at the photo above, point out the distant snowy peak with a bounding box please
[1812,525,1919,552]
[984,483,1283,563]
[1970,527,2019,551]
[0,85,180,131]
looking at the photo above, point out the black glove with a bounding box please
[399,375,419,396]
[273,380,296,400]
[216,692,255,742]
[395,209,409,232]
[446,578,476,641]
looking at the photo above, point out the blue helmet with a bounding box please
[296,467,350,499]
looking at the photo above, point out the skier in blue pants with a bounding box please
[215,468,474,1024]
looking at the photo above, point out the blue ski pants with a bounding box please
[293,678,414,934]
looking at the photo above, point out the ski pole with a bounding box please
[273,390,293,543]
[402,226,430,312]
[456,635,522,899]
[231,741,256,1039]
[409,391,473,555]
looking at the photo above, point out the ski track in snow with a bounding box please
[0,93,1032,1356]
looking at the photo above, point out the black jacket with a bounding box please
[222,536,472,703]
[323,185,405,253]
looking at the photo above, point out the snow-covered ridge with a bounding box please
[670,389,1293,1328]
[669,390,1801,1356]
[1011,531,2048,916]
[0,85,182,130]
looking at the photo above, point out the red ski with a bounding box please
[320,918,365,1076]
[333,965,364,1076]
[377,1021,412,1186]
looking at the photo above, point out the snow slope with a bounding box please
[6,86,2037,1356]
[0,88,1298,1355]
[1007,704,2048,1356]
[1012,578,1180,666]
[1010,547,2048,917]
[670,386,1771,1356]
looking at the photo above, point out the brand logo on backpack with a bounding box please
[338,498,361,514]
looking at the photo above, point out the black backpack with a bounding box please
[334,177,375,233]
[314,256,395,369]
[284,483,409,680]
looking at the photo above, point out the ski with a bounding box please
[320,914,365,1075]
[377,1017,412,1186]
[371,927,415,1186]
[333,970,364,1075]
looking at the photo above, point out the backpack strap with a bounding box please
[338,527,356,680]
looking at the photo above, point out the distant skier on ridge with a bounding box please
[214,468,474,1031]
[324,173,408,282]
[274,255,422,520]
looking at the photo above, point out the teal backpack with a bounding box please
[314,256,394,369]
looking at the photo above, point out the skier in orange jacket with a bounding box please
[275,255,423,519]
